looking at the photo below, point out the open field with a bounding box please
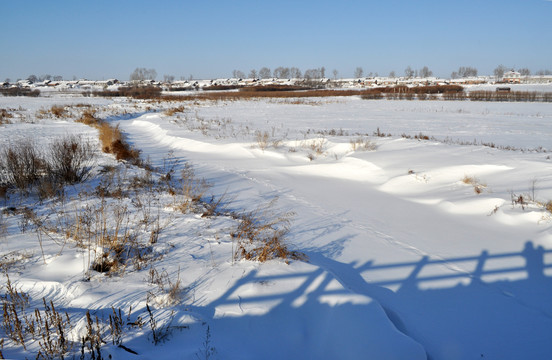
[1,93,552,359]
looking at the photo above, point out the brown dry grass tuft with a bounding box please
[49,105,67,118]
[0,108,14,125]
[231,199,305,263]
[77,109,141,164]
[462,175,486,194]
[545,201,552,214]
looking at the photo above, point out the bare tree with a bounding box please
[454,66,478,78]
[273,67,285,79]
[27,74,38,83]
[53,75,63,81]
[163,74,175,83]
[259,67,271,79]
[304,68,323,80]
[130,68,157,81]
[389,70,396,78]
[290,67,302,79]
[493,64,507,80]
[354,67,364,78]
[281,67,290,79]
[320,67,325,79]
[419,66,433,78]
[249,69,258,79]
[232,70,245,79]
[518,68,531,76]
[404,66,414,79]
[332,69,339,80]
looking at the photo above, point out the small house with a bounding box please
[503,71,521,83]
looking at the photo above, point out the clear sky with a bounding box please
[1,0,551,81]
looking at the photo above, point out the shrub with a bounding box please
[48,134,96,184]
[0,138,45,190]
[0,87,40,97]
[94,86,162,99]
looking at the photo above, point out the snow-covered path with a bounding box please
[115,98,552,359]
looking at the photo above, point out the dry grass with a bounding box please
[462,175,486,194]
[545,201,552,214]
[77,109,141,164]
[255,130,270,151]
[164,105,186,116]
[0,108,14,125]
[350,137,377,151]
[231,199,305,263]
[49,105,67,118]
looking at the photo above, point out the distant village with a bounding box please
[2,70,552,93]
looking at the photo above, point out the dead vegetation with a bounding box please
[0,273,147,358]
[230,199,304,263]
[350,137,377,151]
[0,135,96,197]
[76,108,141,164]
[0,87,40,97]
[0,109,14,125]
[462,175,486,194]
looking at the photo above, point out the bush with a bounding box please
[94,86,162,99]
[0,87,40,97]
[48,134,96,184]
[0,139,45,190]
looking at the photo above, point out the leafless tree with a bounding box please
[453,66,478,78]
[518,68,531,76]
[130,68,157,81]
[259,67,271,79]
[163,74,175,83]
[27,74,38,83]
[404,66,414,79]
[273,67,290,79]
[332,69,339,80]
[304,68,323,80]
[493,64,507,79]
[354,67,364,78]
[389,70,396,78]
[419,66,432,78]
[232,70,245,79]
[249,69,258,79]
[290,67,302,79]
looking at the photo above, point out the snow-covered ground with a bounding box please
[1,94,551,359]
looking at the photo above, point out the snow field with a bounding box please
[0,95,551,359]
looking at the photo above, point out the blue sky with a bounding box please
[1,0,551,80]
